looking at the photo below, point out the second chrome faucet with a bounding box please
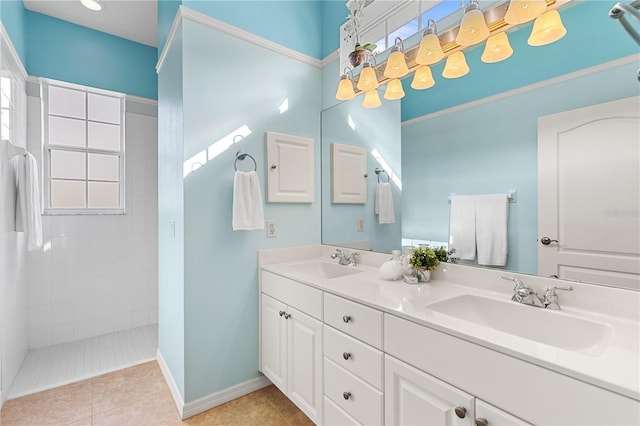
[331,249,359,267]
[502,275,573,310]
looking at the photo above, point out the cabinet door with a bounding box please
[266,131,315,203]
[475,400,533,426]
[261,293,287,393]
[385,355,474,426]
[331,142,367,204]
[287,306,323,424]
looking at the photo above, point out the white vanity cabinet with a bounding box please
[260,272,323,424]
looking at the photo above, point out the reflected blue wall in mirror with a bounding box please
[322,97,401,253]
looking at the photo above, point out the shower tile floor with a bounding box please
[7,324,157,399]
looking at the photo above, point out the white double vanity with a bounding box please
[258,245,640,426]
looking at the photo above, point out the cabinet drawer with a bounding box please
[324,358,383,425]
[324,325,383,390]
[324,396,361,426]
[261,271,322,320]
[324,293,383,349]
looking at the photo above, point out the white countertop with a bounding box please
[260,252,640,401]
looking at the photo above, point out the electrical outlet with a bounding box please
[267,220,277,238]
[357,218,365,232]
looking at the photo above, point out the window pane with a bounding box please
[88,153,119,181]
[51,180,86,208]
[49,116,86,147]
[88,93,121,124]
[388,18,419,44]
[88,182,119,208]
[88,121,120,151]
[49,86,86,119]
[51,150,86,179]
[1,109,10,140]
[1,77,12,104]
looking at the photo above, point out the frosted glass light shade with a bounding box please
[528,10,567,46]
[362,90,382,108]
[384,48,410,79]
[504,0,547,25]
[481,32,514,63]
[411,66,436,90]
[416,32,444,65]
[383,79,405,100]
[455,4,490,46]
[442,51,470,79]
[357,63,379,91]
[335,75,356,100]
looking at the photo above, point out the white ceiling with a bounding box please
[23,0,158,48]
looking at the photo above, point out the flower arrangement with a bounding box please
[409,246,439,272]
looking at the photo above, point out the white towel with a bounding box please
[476,194,509,266]
[232,171,265,231]
[375,182,395,224]
[12,153,43,251]
[449,195,476,260]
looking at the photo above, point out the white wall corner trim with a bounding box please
[156,5,322,74]
[156,349,185,419]
[402,54,640,126]
[181,375,272,420]
[321,49,340,68]
[0,22,28,80]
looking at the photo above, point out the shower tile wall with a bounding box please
[26,98,158,349]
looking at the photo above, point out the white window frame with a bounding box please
[42,79,126,215]
[0,70,16,144]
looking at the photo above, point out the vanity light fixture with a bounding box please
[527,9,567,46]
[362,89,382,108]
[455,0,490,47]
[383,79,405,100]
[416,19,444,66]
[411,66,436,90]
[481,32,514,63]
[356,58,379,91]
[442,51,470,79]
[81,0,104,11]
[383,37,410,79]
[335,68,356,100]
[504,0,548,25]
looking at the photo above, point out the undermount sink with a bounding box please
[426,294,612,356]
[290,261,363,279]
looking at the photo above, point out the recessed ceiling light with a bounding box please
[81,0,104,12]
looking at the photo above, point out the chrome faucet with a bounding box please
[331,249,359,266]
[542,284,574,310]
[502,275,545,308]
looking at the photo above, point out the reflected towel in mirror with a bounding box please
[375,182,395,224]
[449,195,476,260]
[476,194,509,266]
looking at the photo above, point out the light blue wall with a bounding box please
[0,0,26,65]
[321,0,347,58]
[158,23,186,398]
[401,1,640,121]
[322,95,401,253]
[182,0,323,59]
[25,11,158,99]
[402,60,640,275]
[181,19,321,402]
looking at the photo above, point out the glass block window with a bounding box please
[44,81,125,213]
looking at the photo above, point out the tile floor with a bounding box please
[1,361,312,426]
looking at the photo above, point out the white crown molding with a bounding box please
[157,5,323,74]
[182,375,271,419]
[321,49,340,68]
[402,54,640,127]
[0,22,28,80]
[156,349,185,419]
[126,95,158,106]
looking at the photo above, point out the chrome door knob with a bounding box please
[540,237,558,245]
[343,352,351,360]
[343,315,351,323]
[343,391,352,400]
[454,406,467,418]
[475,418,488,426]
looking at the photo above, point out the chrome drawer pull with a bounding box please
[343,315,351,323]
[279,311,285,317]
[343,391,352,400]
[454,407,467,419]
[343,352,351,360]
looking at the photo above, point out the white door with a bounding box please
[266,132,315,203]
[287,306,323,424]
[260,294,287,393]
[331,142,368,204]
[384,355,474,426]
[475,399,532,426]
[538,96,640,289]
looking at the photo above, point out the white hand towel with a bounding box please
[232,171,265,231]
[12,153,43,251]
[449,195,476,260]
[376,182,395,224]
[476,194,509,266]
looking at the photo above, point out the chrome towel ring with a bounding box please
[375,168,389,183]
[234,151,257,172]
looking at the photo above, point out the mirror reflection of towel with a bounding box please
[375,182,395,224]
[476,194,509,266]
[232,171,264,231]
[449,195,476,260]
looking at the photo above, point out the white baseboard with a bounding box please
[182,375,272,420]
[156,349,185,419]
